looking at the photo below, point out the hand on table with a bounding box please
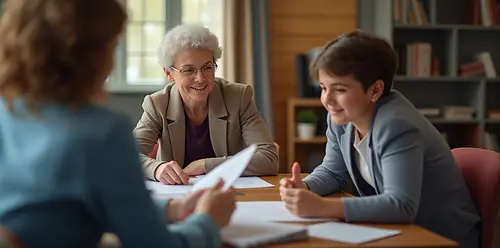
[195,179,236,228]
[279,162,307,200]
[183,159,206,176]
[155,161,189,185]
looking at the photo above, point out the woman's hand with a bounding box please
[155,161,189,185]
[183,159,206,176]
[167,189,206,222]
[279,162,307,200]
[281,188,329,218]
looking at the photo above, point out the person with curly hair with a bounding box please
[0,0,235,247]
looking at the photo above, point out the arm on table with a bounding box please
[302,114,351,196]
[204,84,279,176]
[341,118,424,223]
[91,119,220,248]
[133,95,165,180]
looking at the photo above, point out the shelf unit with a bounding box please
[372,0,500,151]
[287,99,327,172]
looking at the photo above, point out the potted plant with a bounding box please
[296,109,317,139]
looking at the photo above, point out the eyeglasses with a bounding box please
[170,63,218,78]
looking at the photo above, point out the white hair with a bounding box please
[157,24,222,71]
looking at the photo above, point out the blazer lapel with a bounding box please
[208,83,228,157]
[166,85,186,165]
[340,124,359,191]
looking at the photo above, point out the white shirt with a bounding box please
[353,130,376,188]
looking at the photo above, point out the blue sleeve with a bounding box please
[303,114,351,196]
[342,118,423,223]
[88,117,221,248]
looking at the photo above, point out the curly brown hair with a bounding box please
[0,0,127,112]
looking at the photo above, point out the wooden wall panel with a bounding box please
[269,0,357,172]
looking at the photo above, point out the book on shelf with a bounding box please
[458,51,497,78]
[418,106,475,120]
[393,0,429,25]
[473,0,500,26]
[395,42,433,77]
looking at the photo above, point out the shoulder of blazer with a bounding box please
[213,77,252,109]
[370,92,423,151]
[143,82,175,117]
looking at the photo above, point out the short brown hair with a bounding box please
[310,30,397,96]
[0,0,127,112]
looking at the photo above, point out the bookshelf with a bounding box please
[287,99,327,172]
[372,0,500,151]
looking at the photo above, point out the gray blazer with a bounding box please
[303,90,480,247]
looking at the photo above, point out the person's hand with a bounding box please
[195,179,236,228]
[279,162,307,199]
[282,188,328,218]
[167,189,206,222]
[183,159,206,176]
[155,161,189,185]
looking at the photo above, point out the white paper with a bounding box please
[307,222,401,244]
[231,201,333,222]
[195,176,274,189]
[144,178,197,195]
[222,221,308,248]
[193,144,257,191]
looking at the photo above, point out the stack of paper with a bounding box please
[231,201,333,223]
[222,221,308,248]
[307,222,401,244]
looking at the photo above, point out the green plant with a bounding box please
[297,109,317,124]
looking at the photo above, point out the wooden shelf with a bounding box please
[287,98,323,107]
[295,136,327,144]
[393,24,500,31]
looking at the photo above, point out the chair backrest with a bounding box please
[148,143,159,159]
[451,148,500,248]
[0,226,23,248]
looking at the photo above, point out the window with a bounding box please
[107,0,224,92]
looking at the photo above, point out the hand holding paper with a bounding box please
[193,144,257,191]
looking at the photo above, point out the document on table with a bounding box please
[195,175,274,189]
[307,222,401,244]
[193,144,257,191]
[222,221,308,248]
[231,201,333,222]
[144,178,196,198]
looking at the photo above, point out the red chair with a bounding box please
[451,148,500,248]
[148,143,159,159]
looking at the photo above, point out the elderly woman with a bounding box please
[133,24,278,185]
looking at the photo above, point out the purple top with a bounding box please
[183,113,216,166]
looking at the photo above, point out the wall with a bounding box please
[269,0,358,172]
[106,94,148,125]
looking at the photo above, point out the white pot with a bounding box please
[297,123,316,139]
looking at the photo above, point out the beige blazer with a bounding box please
[133,78,279,180]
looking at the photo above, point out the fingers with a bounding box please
[165,166,183,184]
[170,162,189,184]
[212,178,225,190]
[279,178,292,188]
[291,162,301,182]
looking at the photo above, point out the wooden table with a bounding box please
[101,175,458,248]
[232,175,457,248]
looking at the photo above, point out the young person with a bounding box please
[0,0,235,247]
[279,30,480,248]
